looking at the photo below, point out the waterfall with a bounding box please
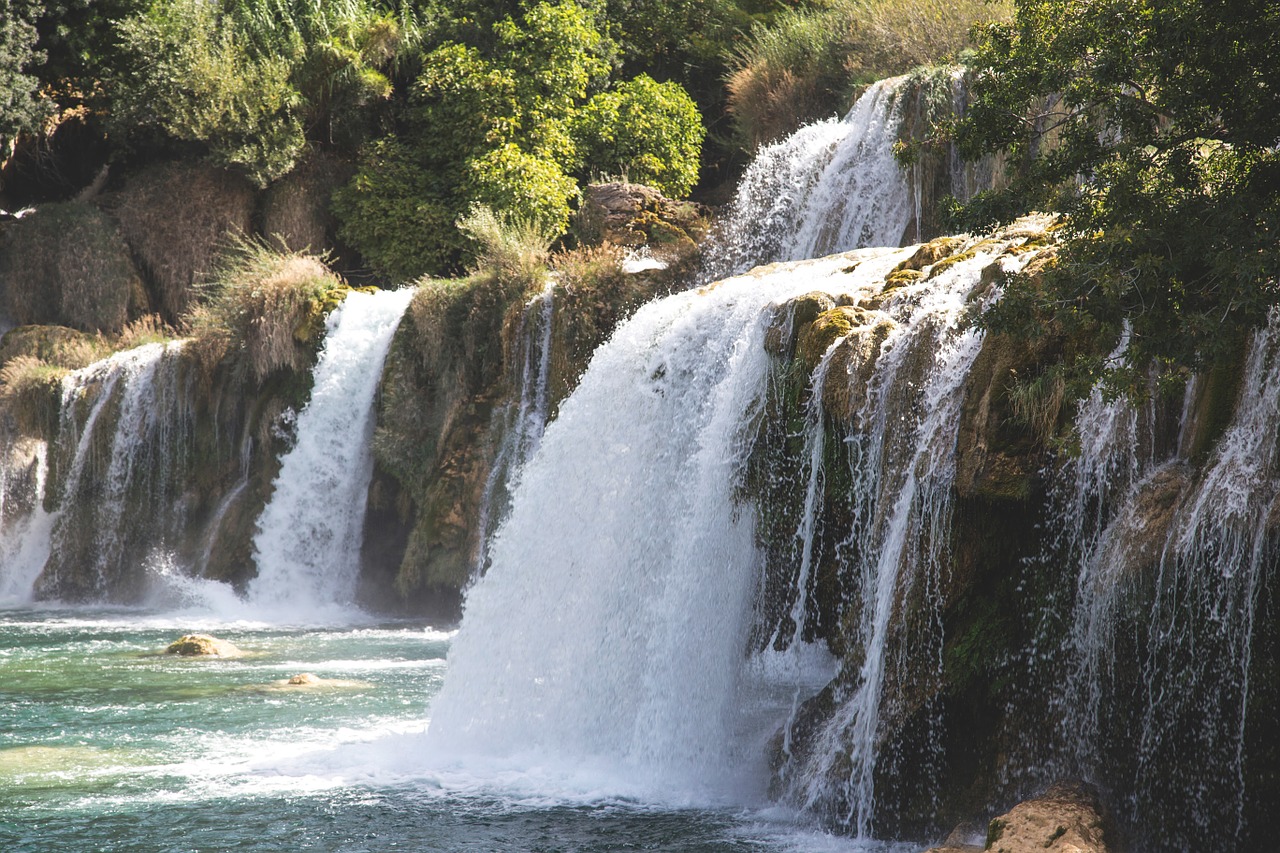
[246,287,413,618]
[704,76,913,279]
[425,247,913,796]
[0,438,52,603]
[780,241,1036,836]
[473,279,556,575]
[32,341,191,600]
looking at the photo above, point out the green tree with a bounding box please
[113,0,305,186]
[338,0,707,279]
[955,0,1280,384]
[0,0,47,159]
[573,73,705,197]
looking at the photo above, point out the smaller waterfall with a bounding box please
[35,341,190,599]
[0,439,52,603]
[247,288,413,618]
[473,279,556,575]
[705,77,913,278]
[780,238,1041,836]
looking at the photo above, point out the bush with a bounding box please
[727,0,1011,148]
[0,0,48,155]
[112,0,305,186]
[573,74,705,198]
[183,240,349,383]
[0,354,68,437]
[336,2,704,279]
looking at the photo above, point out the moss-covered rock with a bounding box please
[955,333,1052,503]
[109,161,256,323]
[575,181,710,262]
[0,202,147,334]
[0,325,109,369]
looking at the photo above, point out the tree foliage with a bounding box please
[573,74,705,197]
[955,0,1280,384]
[335,0,706,280]
[0,0,49,156]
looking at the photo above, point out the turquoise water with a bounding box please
[0,607,910,853]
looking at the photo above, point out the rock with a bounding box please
[165,633,244,657]
[251,672,369,691]
[983,782,1111,853]
[576,181,709,260]
[0,202,147,334]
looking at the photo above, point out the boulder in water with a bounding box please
[920,783,1111,853]
[252,672,369,691]
[165,634,244,658]
[984,782,1111,853]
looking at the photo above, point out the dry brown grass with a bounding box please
[259,148,354,254]
[110,160,257,323]
[0,355,70,437]
[727,0,1012,149]
[183,240,348,383]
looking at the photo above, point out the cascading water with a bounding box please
[1057,316,1280,849]
[0,438,51,603]
[778,241,1037,837]
[31,341,191,600]
[704,76,913,279]
[246,288,413,618]
[424,248,913,797]
[473,278,556,575]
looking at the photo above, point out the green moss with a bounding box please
[927,248,978,279]
[883,268,922,291]
[987,817,1008,847]
[795,308,856,372]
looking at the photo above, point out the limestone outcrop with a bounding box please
[165,634,244,657]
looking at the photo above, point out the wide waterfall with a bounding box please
[426,248,912,795]
[247,287,413,618]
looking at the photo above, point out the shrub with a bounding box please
[184,240,349,383]
[573,74,705,198]
[112,0,305,186]
[334,1,618,279]
[0,0,48,155]
[727,0,1011,148]
[0,355,68,437]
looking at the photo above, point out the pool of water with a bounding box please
[0,606,916,853]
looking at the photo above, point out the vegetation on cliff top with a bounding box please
[953,0,1280,390]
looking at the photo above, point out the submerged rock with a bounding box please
[251,672,369,691]
[165,634,244,658]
